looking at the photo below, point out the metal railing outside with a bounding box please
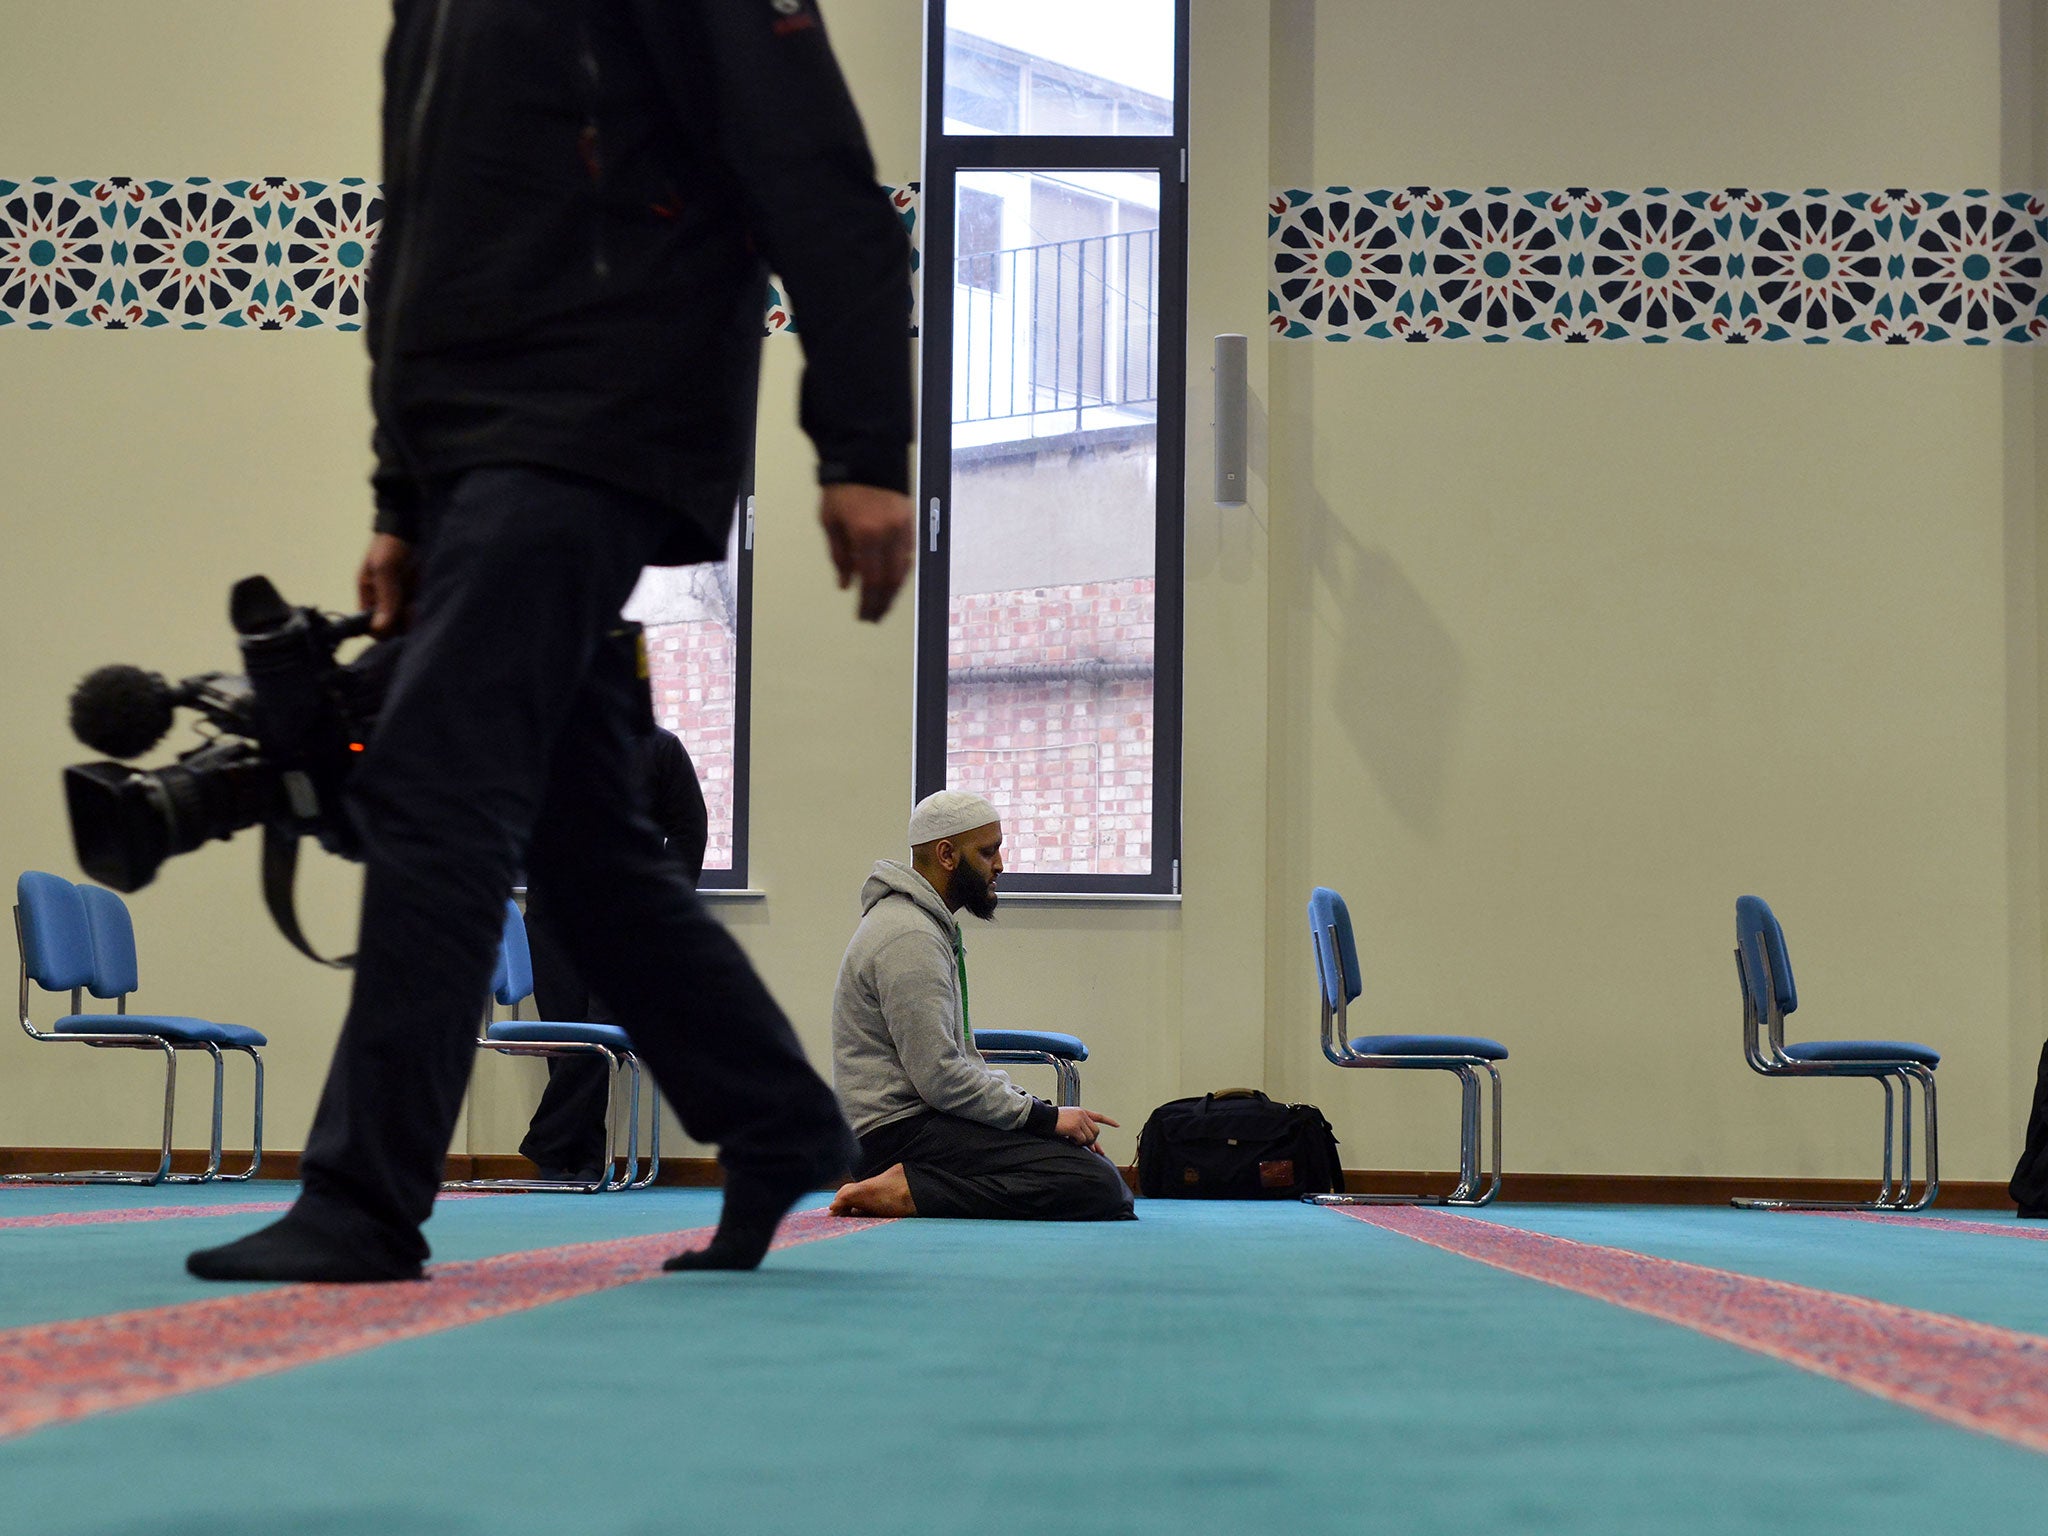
[953,227,1160,431]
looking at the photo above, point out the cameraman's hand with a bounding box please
[1054,1107,1120,1147]
[357,533,417,638]
[819,483,914,623]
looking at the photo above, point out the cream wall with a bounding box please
[1,1,2039,1188]
[1262,0,2046,1183]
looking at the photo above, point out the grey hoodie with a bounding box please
[832,861,1053,1138]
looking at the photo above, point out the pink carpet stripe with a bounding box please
[0,1202,295,1230]
[1802,1211,2048,1242]
[0,1192,500,1232]
[0,1207,889,1442]
[1339,1205,2048,1455]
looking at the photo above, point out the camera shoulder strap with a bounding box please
[262,822,355,969]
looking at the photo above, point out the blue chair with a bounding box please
[443,900,659,1193]
[12,871,266,1184]
[973,1030,1087,1107]
[1732,895,1939,1210]
[1306,886,1507,1206]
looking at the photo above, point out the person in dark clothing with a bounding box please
[520,727,708,1181]
[188,0,913,1283]
[2011,1041,2048,1217]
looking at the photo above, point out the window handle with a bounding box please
[929,497,942,553]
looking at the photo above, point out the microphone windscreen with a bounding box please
[70,665,176,758]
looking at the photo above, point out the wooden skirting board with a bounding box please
[0,1147,2016,1209]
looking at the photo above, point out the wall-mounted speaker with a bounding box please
[1213,333,1248,507]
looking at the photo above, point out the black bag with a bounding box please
[1135,1089,1342,1199]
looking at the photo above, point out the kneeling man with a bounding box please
[829,791,1134,1221]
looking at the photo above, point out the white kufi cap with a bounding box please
[909,790,1000,847]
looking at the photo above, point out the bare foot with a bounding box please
[828,1163,918,1217]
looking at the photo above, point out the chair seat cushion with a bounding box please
[1784,1039,1940,1067]
[973,1029,1089,1061]
[53,1014,267,1048]
[1347,1033,1509,1061]
[486,1020,635,1051]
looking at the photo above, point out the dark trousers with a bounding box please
[858,1111,1135,1222]
[2013,1039,2048,1213]
[296,466,854,1264]
[517,903,615,1175]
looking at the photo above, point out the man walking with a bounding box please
[191,0,913,1281]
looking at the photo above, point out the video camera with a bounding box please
[62,575,398,958]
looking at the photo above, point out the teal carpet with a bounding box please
[7,1194,2048,1534]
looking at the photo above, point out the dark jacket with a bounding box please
[368,0,913,564]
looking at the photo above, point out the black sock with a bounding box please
[663,1166,815,1273]
[187,1211,425,1284]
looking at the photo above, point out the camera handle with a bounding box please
[261,822,355,969]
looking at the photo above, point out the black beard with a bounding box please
[950,860,998,920]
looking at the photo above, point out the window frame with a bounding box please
[913,0,1191,896]
[643,458,755,893]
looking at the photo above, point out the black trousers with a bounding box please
[858,1111,1135,1222]
[296,466,854,1264]
[2013,1039,2048,1214]
[517,903,616,1175]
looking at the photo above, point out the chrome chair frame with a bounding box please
[976,1044,1082,1107]
[442,1032,661,1194]
[1305,920,1503,1208]
[1732,944,1938,1212]
[10,902,262,1186]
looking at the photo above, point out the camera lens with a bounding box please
[63,742,275,892]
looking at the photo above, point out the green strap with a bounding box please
[953,927,972,1049]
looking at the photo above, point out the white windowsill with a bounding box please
[996,892,1182,905]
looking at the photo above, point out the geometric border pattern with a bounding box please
[1271,186,2048,343]
[1,178,380,330]
[1,177,921,335]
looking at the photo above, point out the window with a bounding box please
[917,0,1187,893]
[623,474,754,888]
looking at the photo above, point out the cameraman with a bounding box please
[191,0,911,1282]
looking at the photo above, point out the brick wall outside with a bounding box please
[644,620,737,873]
[947,577,1156,875]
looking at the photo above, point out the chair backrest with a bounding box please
[1735,894,1797,1019]
[1307,886,1363,1010]
[491,900,534,1008]
[16,872,95,993]
[77,884,139,1000]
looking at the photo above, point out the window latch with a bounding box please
[929,497,941,553]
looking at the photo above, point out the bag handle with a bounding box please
[1202,1088,1270,1106]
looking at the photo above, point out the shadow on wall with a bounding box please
[1299,490,1467,840]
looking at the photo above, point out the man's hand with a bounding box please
[357,533,417,639]
[1054,1107,1120,1147]
[819,483,914,623]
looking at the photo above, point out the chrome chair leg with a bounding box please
[213,1046,266,1182]
[149,1041,178,1185]
[1733,1064,1940,1211]
[442,1043,620,1193]
[1444,1066,1478,1203]
[1310,1057,1502,1208]
[1893,1072,1914,1208]
[607,1055,642,1192]
[627,1063,661,1190]
[1899,1065,1938,1210]
[1452,1061,1504,1207]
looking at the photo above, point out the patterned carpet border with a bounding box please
[1340,1206,2048,1455]
[0,1208,889,1441]
[1801,1211,2048,1242]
